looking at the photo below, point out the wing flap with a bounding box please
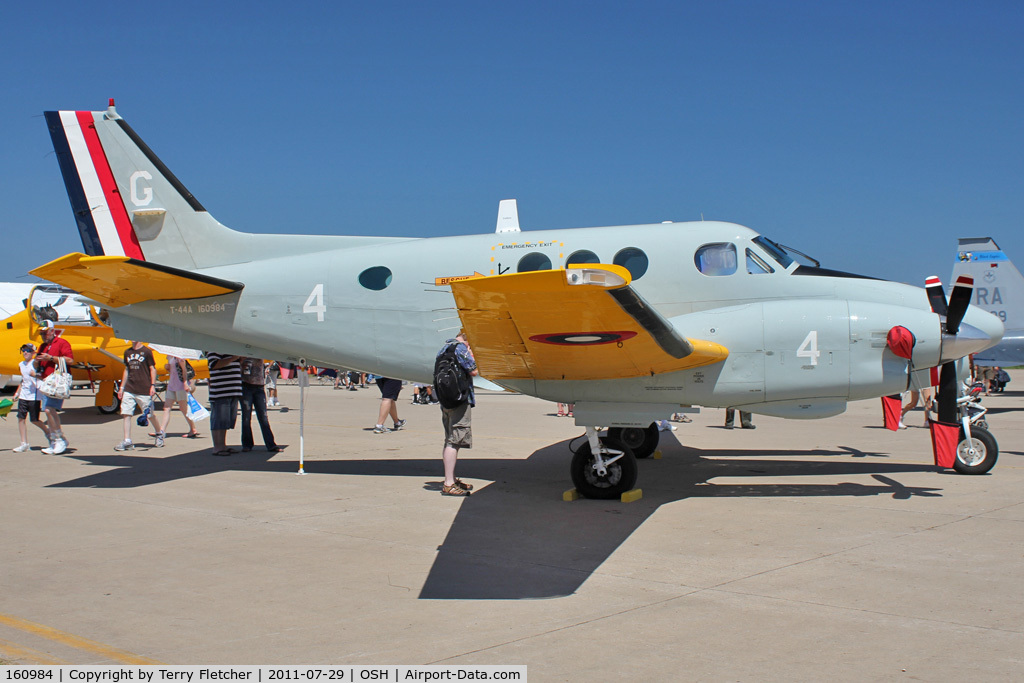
[29,253,243,307]
[450,265,728,381]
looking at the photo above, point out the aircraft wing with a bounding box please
[30,253,243,307]
[449,265,728,380]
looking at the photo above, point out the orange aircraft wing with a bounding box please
[449,265,728,381]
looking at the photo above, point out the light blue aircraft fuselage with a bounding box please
[38,104,1005,428]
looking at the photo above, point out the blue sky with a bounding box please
[1,1,1020,287]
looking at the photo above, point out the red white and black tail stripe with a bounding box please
[44,110,144,259]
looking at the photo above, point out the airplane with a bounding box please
[951,237,1024,366]
[0,282,36,389]
[0,283,209,413]
[28,101,1005,497]
[0,282,34,319]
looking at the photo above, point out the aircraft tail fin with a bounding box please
[44,101,241,271]
[952,237,1022,332]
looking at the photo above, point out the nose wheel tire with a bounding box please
[570,437,638,499]
[953,426,998,475]
[607,424,660,459]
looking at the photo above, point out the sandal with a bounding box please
[454,479,473,491]
[441,483,471,496]
[184,431,200,438]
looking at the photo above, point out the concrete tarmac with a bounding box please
[1,376,1022,679]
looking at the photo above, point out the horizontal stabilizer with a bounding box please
[29,252,243,308]
[450,265,728,381]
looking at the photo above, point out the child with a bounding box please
[14,343,49,451]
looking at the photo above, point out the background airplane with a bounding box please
[0,282,36,389]
[952,237,1024,366]
[0,284,208,412]
[29,102,1004,496]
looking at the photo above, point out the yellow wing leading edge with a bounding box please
[449,264,728,381]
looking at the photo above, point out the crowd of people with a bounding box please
[11,325,483,497]
[12,321,72,454]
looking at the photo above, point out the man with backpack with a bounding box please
[433,332,479,496]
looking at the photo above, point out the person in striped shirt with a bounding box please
[205,352,243,456]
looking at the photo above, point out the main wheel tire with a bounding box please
[953,425,998,475]
[607,424,660,459]
[97,395,120,415]
[570,437,638,499]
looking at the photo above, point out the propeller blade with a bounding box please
[924,276,948,316]
[936,361,959,424]
[945,275,973,335]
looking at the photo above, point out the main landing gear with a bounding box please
[607,423,660,459]
[570,426,639,499]
[96,382,120,414]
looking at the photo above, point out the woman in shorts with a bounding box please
[160,355,199,438]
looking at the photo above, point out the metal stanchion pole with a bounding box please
[297,367,308,475]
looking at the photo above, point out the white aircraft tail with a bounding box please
[44,101,242,270]
[952,237,1022,332]
[44,101,402,272]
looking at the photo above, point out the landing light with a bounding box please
[566,268,627,288]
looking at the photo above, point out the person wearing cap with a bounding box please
[35,321,73,454]
[115,340,163,451]
[13,343,49,452]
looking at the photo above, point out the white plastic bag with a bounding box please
[40,358,72,400]
[186,392,210,422]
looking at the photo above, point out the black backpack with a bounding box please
[433,343,472,409]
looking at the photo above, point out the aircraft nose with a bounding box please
[939,308,1004,364]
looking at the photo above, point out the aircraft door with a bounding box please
[762,300,850,401]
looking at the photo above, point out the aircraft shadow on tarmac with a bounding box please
[47,433,946,600]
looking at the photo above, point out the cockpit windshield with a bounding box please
[29,285,96,327]
[751,236,820,269]
[751,237,793,268]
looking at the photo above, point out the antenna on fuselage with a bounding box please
[495,199,521,233]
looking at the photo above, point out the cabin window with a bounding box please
[517,252,552,272]
[694,243,737,276]
[565,250,600,267]
[358,266,393,290]
[746,249,774,274]
[613,247,649,280]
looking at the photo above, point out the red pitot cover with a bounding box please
[929,420,959,468]
[881,395,902,431]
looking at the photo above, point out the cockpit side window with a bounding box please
[694,243,738,276]
[746,249,774,274]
